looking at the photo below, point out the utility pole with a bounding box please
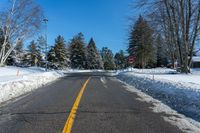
[43,18,48,71]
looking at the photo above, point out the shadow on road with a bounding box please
[63,72,118,77]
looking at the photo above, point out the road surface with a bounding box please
[0,72,183,133]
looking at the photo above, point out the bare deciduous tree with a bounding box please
[136,0,200,73]
[0,0,43,66]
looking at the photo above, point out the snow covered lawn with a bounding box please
[0,66,63,104]
[117,68,200,123]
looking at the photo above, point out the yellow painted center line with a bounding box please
[62,77,90,133]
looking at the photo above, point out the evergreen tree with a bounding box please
[114,50,127,69]
[27,40,41,66]
[22,50,31,67]
[128,16,156,68]
[37,36,46,54]
[101,47,115,70]
[47,46,57,69]
[86,38,103,69]
[37,36,47,67]
[54,35,70,69]
[69,33,87,69]
[14,40,25,66]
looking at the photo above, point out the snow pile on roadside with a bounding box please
[123,67,178,74]
[0,66,47,83]
[0,66,45,76]
[117,69,200,123]
[0,66,63,104]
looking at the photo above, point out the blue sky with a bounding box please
[36,0,140,53]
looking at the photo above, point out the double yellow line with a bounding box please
[62,78,90,133]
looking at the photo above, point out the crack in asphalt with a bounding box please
[0,109,149,116]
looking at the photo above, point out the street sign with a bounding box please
[128,56,135,64]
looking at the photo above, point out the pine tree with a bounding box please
[14,40,25,66]
[37,36,47,67]
[27,40,41,66]
[22,50,31,67]
[86,38,103,69]
[69,33,87,69]
[47,46,57,69]
[37,36,46,54]
[54,35,70,69]
[101,47,115,70]
[114,50,127,69]
[128,16,156,68]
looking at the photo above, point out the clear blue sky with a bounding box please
[36,0,141,53]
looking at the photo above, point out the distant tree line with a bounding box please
[1,32,128,70]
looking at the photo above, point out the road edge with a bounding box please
[114,78,200,133]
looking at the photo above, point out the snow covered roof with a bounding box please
[192,56,200,62]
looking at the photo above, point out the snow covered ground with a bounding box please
[117,68,200,124]
[0,66,63,104]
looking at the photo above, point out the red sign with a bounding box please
[128,56,135,64]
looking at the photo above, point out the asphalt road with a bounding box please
[0,72,183,133]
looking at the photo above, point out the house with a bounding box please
[191,56,200,68]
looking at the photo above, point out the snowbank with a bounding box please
[117,68,200,123]
[121,67,178,74]
[0,66,63,104]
